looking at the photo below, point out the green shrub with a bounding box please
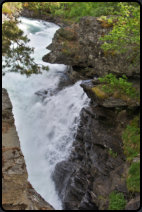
[23,2,120,21]
[108,191,126,210]
[122,115,140,161]
[2,2,22,15]
[108,149,118,158]
[98,73,139,98]
[100,2,140,65]
[127,162,140,192]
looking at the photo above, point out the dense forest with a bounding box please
[2,2,140,210]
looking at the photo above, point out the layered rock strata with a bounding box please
[2,88,54,210]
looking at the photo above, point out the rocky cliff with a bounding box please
[52,88,140,209]
[2,88,54,210]
[43,16,140,80]
[42,16,140,210]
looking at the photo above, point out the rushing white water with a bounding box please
[2,17,89,209]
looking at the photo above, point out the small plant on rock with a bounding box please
[108,191,126,210]
[98,73,139,98]
[122,115,140,161]
[127,161,140,192]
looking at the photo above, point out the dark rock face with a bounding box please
[125,196,140,210]
[52,81,140,209]
[53,160,98,210]
[52,103,130,210]
[43,16,140,79]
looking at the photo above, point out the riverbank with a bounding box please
[2,88,54,210]
[20,7,72,27]
[2,3,140,210]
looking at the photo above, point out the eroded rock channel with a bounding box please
[2,13,140,210]
[2,88,54,210]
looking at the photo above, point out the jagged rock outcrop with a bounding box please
[80,79,140,108]
[52,81,140,210]
[2,88,54,210]
[43,16,140,79]
[52,105,127,209]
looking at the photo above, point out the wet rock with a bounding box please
[125,196,140,210]
[52,103,127,209]
[79,191,98,210]
[35,89,48,97]
[43,16,140,78]
[81,80,140,108]
[52,161,75,200]
[35,89,48,101]
[52,94,139,210]
[52,160,98,210]
[2,88,54,210]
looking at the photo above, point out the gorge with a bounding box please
[2,3,140,210]
[2,17,89,210]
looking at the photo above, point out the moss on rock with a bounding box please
[91,86,108,99]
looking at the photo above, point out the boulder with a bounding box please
[43,16,140,79]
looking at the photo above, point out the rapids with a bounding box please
[2,17,89,209]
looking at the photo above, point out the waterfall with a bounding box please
[2,17,89,209]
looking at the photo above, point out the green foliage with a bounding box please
[122,115,140,161]
[23,2,61,16]
[23,2,120,21]
[98,73,139,98]
[2,20,48,76]
[108,149,117,158]
[127,162,140,192]
[2,2,22,16]
[108,191,126,210]
[56,2,120,20]
[100,3,140,65]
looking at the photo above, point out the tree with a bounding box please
[100,2,140,65]
[2,20,48,76]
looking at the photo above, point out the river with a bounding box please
[2,17,89,209]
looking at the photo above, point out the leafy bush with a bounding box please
[2,2,22,16]
[100,2,140,65]
[98,73,139,98]
[127,162,140,192]
[122,115,140,193]
[23,2,120,21]
[122,115,140,161]
[108,191,126,210]
[23,2,61,16]
[53,2,119,20]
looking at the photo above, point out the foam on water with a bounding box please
[2,17,89,209]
